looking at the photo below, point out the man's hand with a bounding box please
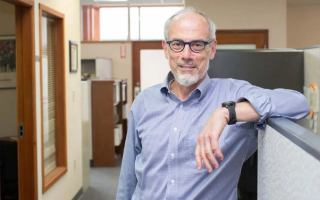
[195,102,261,173]
[195,107,229,173]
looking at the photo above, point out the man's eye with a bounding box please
[172,42,182,46]
[193,42,204,47]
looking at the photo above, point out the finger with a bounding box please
[195,140,202,170]
[211,137,224,161]
[205,136,219,169]
[200,135,213,173]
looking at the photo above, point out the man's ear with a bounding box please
[210,40,217,60]
[162,40,168,59]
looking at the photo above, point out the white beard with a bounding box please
[171,61,209,87]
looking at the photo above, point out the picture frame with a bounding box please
[69,40,78,73]
[0,35,16,89]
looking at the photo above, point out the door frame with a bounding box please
[132,30,269,101]
[3,0,37,199]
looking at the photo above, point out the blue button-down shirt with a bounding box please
[117,72,309,200]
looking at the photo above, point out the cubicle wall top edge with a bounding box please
[297,45,320,50]
[268,118,320,162]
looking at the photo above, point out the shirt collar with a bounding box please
[160,71,211,101]
[160,71,174,94]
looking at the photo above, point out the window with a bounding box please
[39,4,67,193]
[139,7,183,40]
[42,16,57,176]
[84,5,184,41]
[100,7,128,40]
[130,7,139,40]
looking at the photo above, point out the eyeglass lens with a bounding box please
[170,41,205,52]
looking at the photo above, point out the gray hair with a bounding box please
[164,7,216,41]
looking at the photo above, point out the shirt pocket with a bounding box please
[186,126,228,168]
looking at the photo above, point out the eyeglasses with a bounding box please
[166,39,214,53]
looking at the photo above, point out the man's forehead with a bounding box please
[168,13,210,40]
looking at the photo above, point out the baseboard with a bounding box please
[90,159,93,167]
[71,187,83,200]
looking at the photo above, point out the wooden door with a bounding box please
[3,0,37,199]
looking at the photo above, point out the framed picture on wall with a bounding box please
[0,35,16,89]
[69,40,78,73]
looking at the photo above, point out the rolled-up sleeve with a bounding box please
[116,110,141,200]
[231,80,310,129]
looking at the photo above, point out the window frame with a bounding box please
[39,3,67,194]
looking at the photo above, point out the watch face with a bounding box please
[222,101,236,107]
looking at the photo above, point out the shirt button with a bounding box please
[180,104,183,108]
[171,153,174,158]
[171,180,175,184]
[174,127,177,131]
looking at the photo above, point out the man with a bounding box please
[117,7,309,200]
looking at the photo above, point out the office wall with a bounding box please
[33,0,83,199]
[185,0,287,48]
[81,42,133,108]
[0,1,16,138]
[287,5,320,48]
[0,1,15,35]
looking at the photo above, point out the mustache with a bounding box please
[176,61,198,68]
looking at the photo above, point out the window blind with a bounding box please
[42,16,57,176]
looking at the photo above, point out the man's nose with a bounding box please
[181,44,192,59]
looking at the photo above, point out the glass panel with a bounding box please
[140,7,183,40]
[42,15,57,176]
[100,7,128,40]
[216,44,256,50]
[130,7,139,40]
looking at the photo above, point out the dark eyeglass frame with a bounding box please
[166,39,215,53]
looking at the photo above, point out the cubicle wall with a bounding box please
[258,118,320,200]
[208,49,304,93]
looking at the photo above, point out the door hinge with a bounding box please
[18,123,24,139]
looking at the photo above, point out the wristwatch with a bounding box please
[221,101,237,125]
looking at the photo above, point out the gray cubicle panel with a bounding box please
[207,50,304,93]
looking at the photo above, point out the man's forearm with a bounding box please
[220,101,261,123]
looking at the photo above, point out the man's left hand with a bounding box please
[195,107,229,173]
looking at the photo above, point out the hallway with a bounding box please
[79,163,121,200]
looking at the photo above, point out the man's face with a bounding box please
[162,13,217,87]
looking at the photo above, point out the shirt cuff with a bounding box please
[237,94,274,130]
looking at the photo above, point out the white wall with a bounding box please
[185,0,287,48]
[33,0,83,199]
[0,1,16,138]
[287,5,320,48]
